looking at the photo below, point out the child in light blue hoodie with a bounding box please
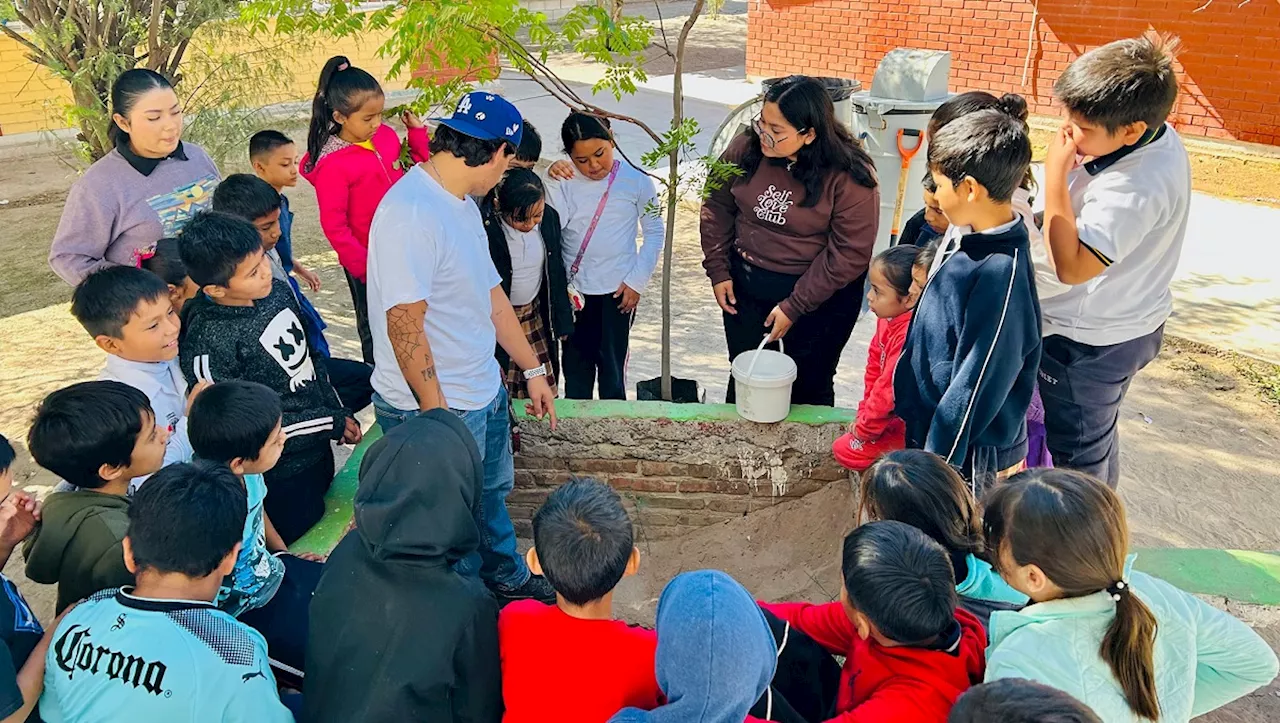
[983,469,1278,722]
[860,450,1027,628]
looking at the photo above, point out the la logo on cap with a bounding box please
[457,95,473,115]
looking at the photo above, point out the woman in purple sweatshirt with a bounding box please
[700,75,880,407]
[49,69,221,285]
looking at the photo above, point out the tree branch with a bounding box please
[147,0,164,68]
[0,24,52,66]
[651,0,675,60]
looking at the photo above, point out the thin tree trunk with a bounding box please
[660,0,705,400]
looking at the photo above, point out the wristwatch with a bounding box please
[522,363,549,381]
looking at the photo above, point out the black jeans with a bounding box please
[344,270,375,365]
[1039,324,1165,488]
[264,444,335,545]
[240,554,324,683]
[563,293,633,400]
[326,357,373,414]
[724,258,865,407]
[748,609,844,723]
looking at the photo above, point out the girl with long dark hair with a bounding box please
[700,75,880,406]
[299,55,429,364]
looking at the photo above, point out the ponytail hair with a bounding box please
[870,245,921,299]
[109,68,173,147]
[984,469,1160,720]
[305,56,384,173]
[927,91,1034,192]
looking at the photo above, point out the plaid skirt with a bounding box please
[504,295,557,399]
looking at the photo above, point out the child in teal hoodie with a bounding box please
[860,450,1027,628]
[983,469,1278,722]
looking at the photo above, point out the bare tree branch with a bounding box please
[148,0,164,68]
[651,0,675,61]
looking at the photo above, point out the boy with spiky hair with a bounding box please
[1039,34,1190,488]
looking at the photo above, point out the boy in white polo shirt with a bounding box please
[1039,33,1191,487]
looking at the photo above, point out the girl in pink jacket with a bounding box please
[300,55,429,363]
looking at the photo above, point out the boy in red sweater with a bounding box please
[761,521,987,723]
[499,479,660,722]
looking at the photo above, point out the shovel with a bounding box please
[888,128,925,246]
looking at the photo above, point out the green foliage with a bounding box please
[240,0,651,113]
[2,0,289,161]
[0,1,16,23]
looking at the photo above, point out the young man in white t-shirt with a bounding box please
[366,92,559,605]
[1039,34,1191,487]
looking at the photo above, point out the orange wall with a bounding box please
[746,0,1280,146]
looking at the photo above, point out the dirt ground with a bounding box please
[2,129,1279,719]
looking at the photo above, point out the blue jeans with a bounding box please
[372,388,529,591]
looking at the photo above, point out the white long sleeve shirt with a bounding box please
[547,162,665,295]
[99,355,193,492]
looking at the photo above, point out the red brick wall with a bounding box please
[746,0,1280,146]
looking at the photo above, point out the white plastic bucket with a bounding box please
[731,337,798,423]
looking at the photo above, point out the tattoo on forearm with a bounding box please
[387,305,424,359]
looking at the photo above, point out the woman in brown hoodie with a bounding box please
[701,75,880,406]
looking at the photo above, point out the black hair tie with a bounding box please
[1106,580,1130,602]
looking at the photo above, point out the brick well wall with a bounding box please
[510,401,853,539]
[746,0,1280,146]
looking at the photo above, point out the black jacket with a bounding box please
[894,223,1042,484]
[179,280,349,477]
[481,195,575,366]
[900,207,944,248]
[303,410,502,723]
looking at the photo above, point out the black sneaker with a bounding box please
[494,575,557,607]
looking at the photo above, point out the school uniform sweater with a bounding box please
[179,280,349,478]
[894,220,1042,477]
[760,601,986,723]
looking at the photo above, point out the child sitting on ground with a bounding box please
[762,521,986,722]
[894,109,1041,492]
[305,410,500,723]
[899,173,948,248]
[188,380,325,678]
[215,171,332,360]
[983,469,1278,721]
[948,679,1101,723]
[71,266,197,491]
[833,244,920,471]
[859,450,1027,627]
[38,461,295,722]
[0,435,55,723]
[300,55,429,364]
[140,238,200,315]
[610,570,781,723]
[178,211,361,544]
[24,381,169,612]
[501,479,659,721]
[1038,34,1191,488]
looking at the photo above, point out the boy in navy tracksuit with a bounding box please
[894,109,1041,493]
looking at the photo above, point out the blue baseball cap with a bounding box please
[432,91,523,146]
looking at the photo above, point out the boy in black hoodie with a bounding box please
[178,211,362,544]
[303,409,500,723]
[894,109,1042,492]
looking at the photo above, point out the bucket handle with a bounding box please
[744,334,785,381]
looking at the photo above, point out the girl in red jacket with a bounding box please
[833,244,921,471]
[300,55,429,363]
